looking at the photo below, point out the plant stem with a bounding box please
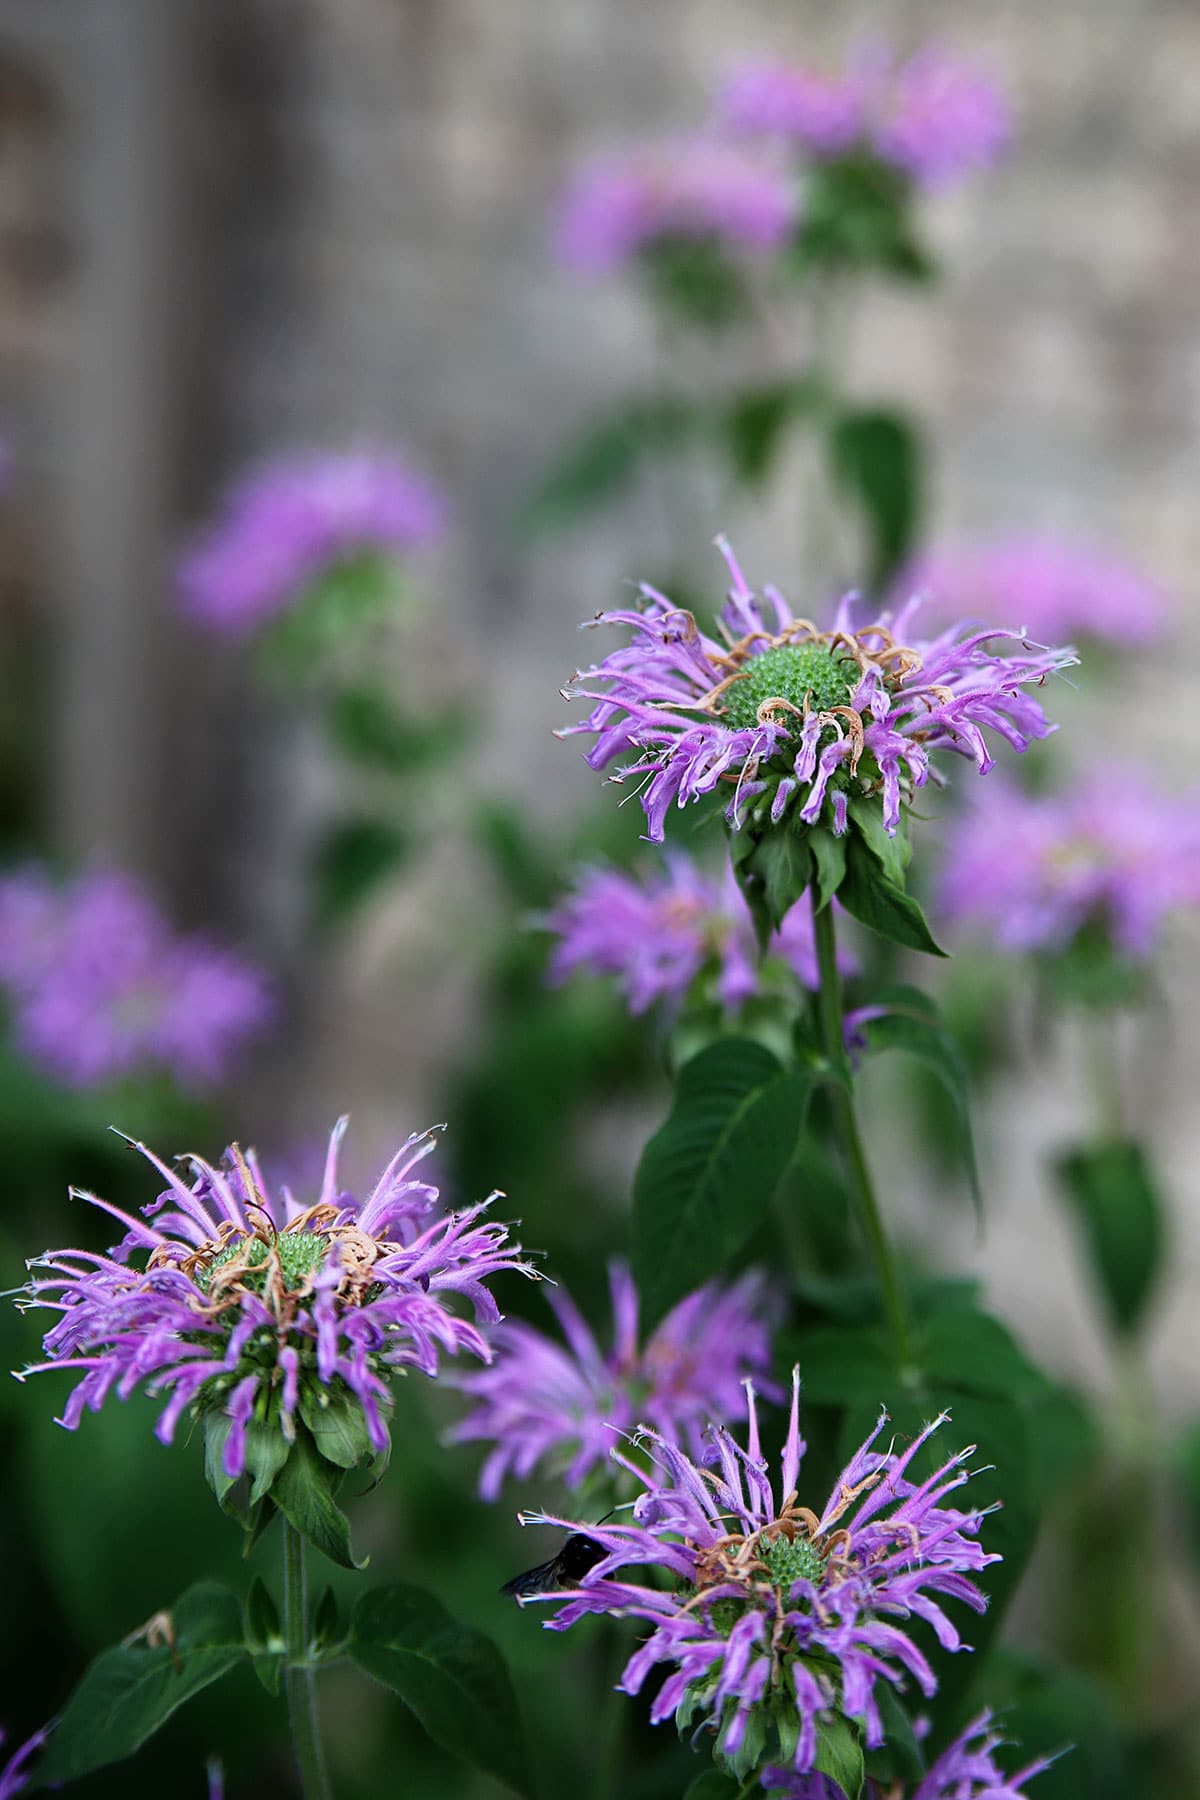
[283,1522,334,1800]
[811,891,914,1368]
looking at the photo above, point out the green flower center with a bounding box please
[757,1531,827,1590]
[718,644,858,733]
[194,1228,330,1296]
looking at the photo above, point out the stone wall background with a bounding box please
[0,0,1197,1407]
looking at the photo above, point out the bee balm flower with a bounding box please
[761,1708,1053,1796]
[14,1121,535,1511]
[560,539,1073,844]
[516,1372,998,1781]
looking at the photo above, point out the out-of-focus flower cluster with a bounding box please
[555,139,795,274]
[450,1260,781,1499]
[900,536,1169,647]
[541,854,856,1018]
[15,1120,534,1491]
[0,866,270,1093]
[723,43,1011,189]
[177,448,446,637]
[761,1708,1051,1797]
[562,540,1073,843]
[939,771,1200,962]
[519,1373,997,1782]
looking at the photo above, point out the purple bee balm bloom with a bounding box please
[560,538,1074,845]
[0,865,271,1094]
[177,448,446,637]
[14,1119,536,1482]
[517,1371,998,1778]
[555,139,795,274]
[448,1261,782,1499]
[762,1707,1054,1797]
[938,770,1200,961]
[723,44,1010,190]
[0,1727,47,1800]
[899,536,1169,648]
[541,854,856,1017]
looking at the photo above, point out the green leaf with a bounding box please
[837,841,946,956]
[311,817,410,928]
[245,1575,284,1697]
[299,1384,379,1471]
[516,397,697,537]
[733,825,814,948]
[809,826,847,911]
[326,686,460,774]
[634,1040,813,1324]
[829,407,922,590]
[32,1583,246,1788]
[784,1325,897,1407]
[349,1583,531,1796]
[723,374,826,489]
[864,1684,924,1786]
[1175,1420,1200,1567]
[1023,1378,1101,1504]
[1053,1139,1165,1338]
[683,1774,740,1800]
[918,1308,1043,1400]
[855,985,980,1216]
[271,1428,364,1570]
[847,796,912,886]
[814,1711,865,1799]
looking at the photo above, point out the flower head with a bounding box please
[518,1371,997,1779]
[762,1708,1052,1797]
[14,1120,536,1497]
[449,1261,781,1499]
[723,44,1010,189]
[541,854,856,1017]
[555,139,795,275]
[0,866,270,1093]
[177,448,446,637]
[899,536,1169,648]
[938,770,1200,962]
[560,539,1073,844]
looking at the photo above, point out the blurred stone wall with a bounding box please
[0,0,1197,1399]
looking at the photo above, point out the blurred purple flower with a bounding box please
[762,1708,1052,1796]
[0,1726,46,1800]
[517,1371,997,1778]
[14,1119,536,1481]
[541,854,855,1016]
[900,536,1169,648]
[938,771,1200,961]
[555,138,795,274]
[560,538,1074,844]
[449,1261,782,1498]
[723,43,1010,189]
[0,866,270,1094]
[177,449,446,637]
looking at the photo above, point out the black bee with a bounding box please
[500,1531,607,1602]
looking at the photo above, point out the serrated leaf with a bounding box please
[633,1041,813,1324]
[349,1583,531,1796]
[838,840,946,956]
[829,406,922,590]
[271,1428,364,1570]
[311,816,410,928]
[918,1308,1042,1400]
[245,1575,280,1648]
[734,827,814,948]
[31,1583,246,1788]
[855,985,980,1216]
[1053,1139,1165,1339]
[784,1325,897,1407]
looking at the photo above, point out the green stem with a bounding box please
[283,1522,334,1800]
[811,891,914,1367]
